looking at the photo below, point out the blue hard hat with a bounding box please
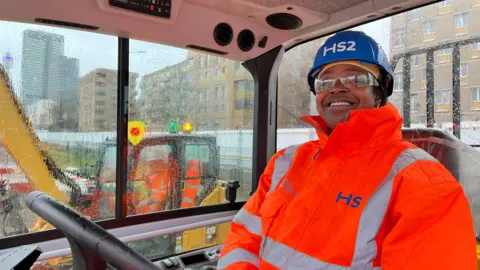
[307,30,393,98]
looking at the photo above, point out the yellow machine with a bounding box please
[181,180,231,252]
[0,66,75,206]
[477,233,480,268]
[0,63,234,266]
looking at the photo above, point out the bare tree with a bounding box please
[162,69,196,127]
[140,68,196,130]
[277,39,325,128]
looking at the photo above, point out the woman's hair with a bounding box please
[377,73,393,107]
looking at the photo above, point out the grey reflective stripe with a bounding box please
[260,148,437,269]
[261,237,381,270]
[184,183,200,189]
[270,145,300,192]
[182,197,193,203]
[233,208,262,236]
[217,248,260,269]
[351,148,437,268]
[279,179,297,195]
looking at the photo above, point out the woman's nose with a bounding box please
[328,79,348,94]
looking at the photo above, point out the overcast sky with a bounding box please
[0,20,189,93]
[359,17,391,57]
[0,17,390,94]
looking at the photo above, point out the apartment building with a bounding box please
[187,51,255,130]
[139,51,255,131]
[138,61,193,131]
[390,0,480,125]
[79,68,138,131]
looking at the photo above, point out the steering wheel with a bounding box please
[25,191,165,270]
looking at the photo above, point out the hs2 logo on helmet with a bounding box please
[323,41,357,56]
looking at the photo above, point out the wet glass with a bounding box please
[0,20,117,241]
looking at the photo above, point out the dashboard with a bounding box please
[17,191,230,269]
[153,245,222,270]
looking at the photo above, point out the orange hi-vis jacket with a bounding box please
[218,103,477,269]
[181,159,202,208]
[136,157,178,214]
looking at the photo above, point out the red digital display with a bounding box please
[110,0,171,19]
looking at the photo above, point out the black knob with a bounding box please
[226,181,240,203]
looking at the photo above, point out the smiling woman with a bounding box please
[220,7,477,268]
[305,31,394,132]
[274,2,480,268]
[314,63,383,131]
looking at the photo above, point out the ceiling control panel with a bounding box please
[153,245,222,269]
[109,0,171,19]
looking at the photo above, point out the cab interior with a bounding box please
[1,0,480,269]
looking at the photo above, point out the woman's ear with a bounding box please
[383,75,393,90]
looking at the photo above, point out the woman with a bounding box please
[218,31,477,270]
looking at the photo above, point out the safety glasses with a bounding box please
[314,73,379,94]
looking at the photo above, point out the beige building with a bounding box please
[186,51,254,130]
[138,61,192,131]
[79,68,138,131]
[139,52,255,131]
[390,0,480,125]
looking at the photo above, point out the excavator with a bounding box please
[0,63,236,268]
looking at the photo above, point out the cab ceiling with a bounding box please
[240,0,369,13]
[0,0,438,61]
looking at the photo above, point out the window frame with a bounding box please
[393,28,406,48]
[439,0,452,7]
[410,94,418,112]
[407,9,421,21]
[423,20,435,34]
[435,89,452,105]
[454,12,468,28]
[472,42,480,51]
[393,73,404,92]
[410,54,419,67]
[460,62,468,77]
[471,87,480,102]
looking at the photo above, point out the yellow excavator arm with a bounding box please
[0,64,74,231]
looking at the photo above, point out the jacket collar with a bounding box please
[301,102,403,153]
